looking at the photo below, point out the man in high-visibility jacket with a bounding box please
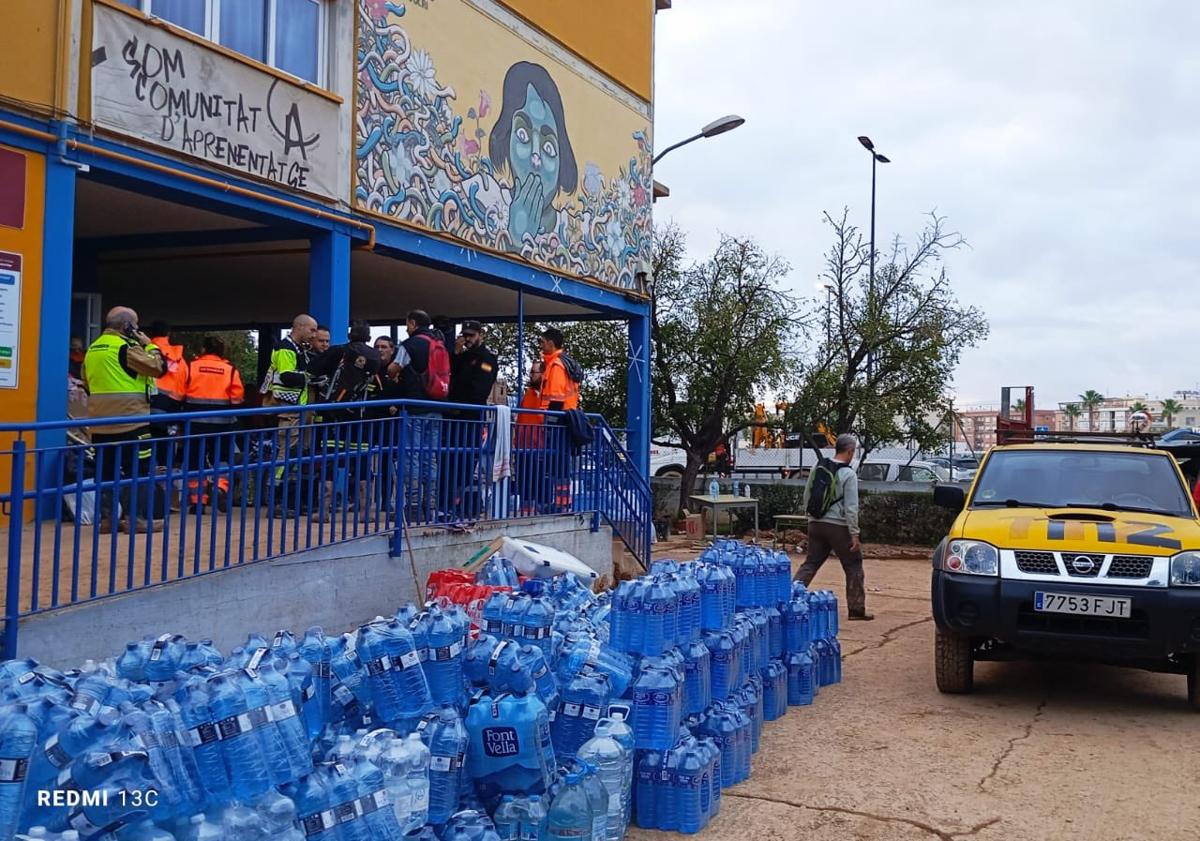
[539,328,581,512]
[82,306,167,533]
[183,335,245,509]
[147,320,189,470]
[262,314,317,502]
[516,359,547,515]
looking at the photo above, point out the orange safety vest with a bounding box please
[184,354,245,423]
[516,387,545,448]
[540,349,580,412]
[151,337,189,404]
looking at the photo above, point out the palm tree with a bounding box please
[1013,398,1026,418]
[1130,401,1149,413]
[1063,403,1082,432]
[1079,390,1104,431]
[1161,398,1183,429]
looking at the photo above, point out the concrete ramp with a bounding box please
[19,515,612,667]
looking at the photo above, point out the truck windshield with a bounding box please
[970,450,1194,518]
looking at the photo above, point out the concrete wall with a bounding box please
[19,515,613,668]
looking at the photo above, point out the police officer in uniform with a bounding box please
[443,320,499,517]
[82,306,168,533]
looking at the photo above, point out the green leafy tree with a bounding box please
[1079,390,1104,431]
[486,320,627,422]
[650,226,801,510]
[1161,398,1183,429]
[791,209,988,464]
[1062,403,1082,432]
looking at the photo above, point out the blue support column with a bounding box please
[309,230,350,339]
[516,290,525,397]
[35,152,77,512]
[626,313,651,478]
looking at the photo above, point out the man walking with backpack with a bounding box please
[797,433,874,621]
[395,309,451,521]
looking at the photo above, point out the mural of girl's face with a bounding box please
[509,83,561,202]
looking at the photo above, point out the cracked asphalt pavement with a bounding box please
[627,552,1200,841]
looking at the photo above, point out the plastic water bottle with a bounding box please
[479,591,506,637]
[707,479,719,498]
[517,646,560,714]
[117,640,149,682]
[814,640,833,687]
[257,787,301,838]
[223,801,268,840]
[425,706,468,825]
[783,592,811,654]
[425,606,466,707]
[176,675,231,800]
[577,731,628,841]
[351,755,406,840]
[0,704,38,839]
[120,702,186,818]
[258,659,314,780]
[327,761,372,841]
[702,630,736,702]
[520,581,556,660]
[785,650,814,706]
[236,665,292,787]
[207,672,271,802]
[357,624,404,725]
[595,713,635,825]
[27,709,119,789]
[634,750,662,829]
[764,604,783,660]
[299,627,333,736]
[732,480,741,498]
[682,640,712,717]
[579,762,610,841]
[640,578,675,658]
[673,736,707,834]
[546,771,593,841]
[630,665,678,751]
[286,771,339,841]
[150,698,205,814]
[831,638,843,684]
[382,620,433,725]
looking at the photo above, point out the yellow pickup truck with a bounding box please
[931,442,1200,708]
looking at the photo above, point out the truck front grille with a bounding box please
[1107,555,1155,579]
[1015,551,1058,575]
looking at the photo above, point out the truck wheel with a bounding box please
[1188,658,1200,711]
[935,627,974,694]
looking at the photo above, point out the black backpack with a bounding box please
[805,458,845,519]
[561,352,585,386]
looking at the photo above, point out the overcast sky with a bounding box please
[652,1,1200,409]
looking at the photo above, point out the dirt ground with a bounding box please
[627,546,1200,841]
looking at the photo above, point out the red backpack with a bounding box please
[414,334,451,400]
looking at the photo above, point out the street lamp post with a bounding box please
[653,115,746,165]
[857,135,890,379]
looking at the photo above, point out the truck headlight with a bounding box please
[945,540,999,576]
[1170,552,1200,586]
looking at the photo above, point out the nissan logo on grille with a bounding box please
[1071,555,1097,574]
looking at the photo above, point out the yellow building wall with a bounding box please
[498,0,654,101]
[0,0,68,116]
[0,147,46,500]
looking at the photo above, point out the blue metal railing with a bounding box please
[0,398,651,656]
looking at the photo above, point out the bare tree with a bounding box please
[792,209,988,463]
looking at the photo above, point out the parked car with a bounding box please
[931,440,1200,707]
[858,458,950,483]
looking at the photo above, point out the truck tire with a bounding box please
[1188,658,1200,711]
[935,627,974,694]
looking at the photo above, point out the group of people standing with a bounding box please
[73,305,583,533]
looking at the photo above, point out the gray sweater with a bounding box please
[802,462,860,536]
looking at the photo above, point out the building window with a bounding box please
[120,0,326,86]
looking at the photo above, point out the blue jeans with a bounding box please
[405,413,441,522]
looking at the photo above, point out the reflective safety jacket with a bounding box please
[82,331,166,433]
[184,354,245,423]
[264,335,310,407]
[150,335,189,409]
[540,349,580,412]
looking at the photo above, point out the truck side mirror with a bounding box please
[933,484,966,511]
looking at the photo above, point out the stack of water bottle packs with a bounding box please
[0,542,840,841]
